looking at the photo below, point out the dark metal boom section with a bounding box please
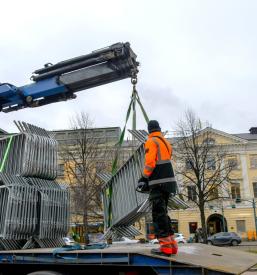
[0,42,139,112]
[32,42,138,82]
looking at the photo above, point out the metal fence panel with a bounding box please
[0,121,69,249]
[101,131,188,238]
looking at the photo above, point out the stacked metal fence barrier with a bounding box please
[101,130,188,239]
[0,121,57,179]
[0,121,69,250]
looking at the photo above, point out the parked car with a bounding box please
[150,233,187,244]
[175,233,187,243]
[207,232,241,246]
[112,237,140,245]
[63,236,75,246]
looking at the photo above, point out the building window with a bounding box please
[203,138,215,145]
[250,155,257,169]
[189,222,198,234]
[75,163,83,175]
[187,186,197,201]
[170,219,178,233]
[206,156,216,170]
[228,157,239,170]
[253,182,257,198]
[231,182,241,199]
[209,186,219,200]
[185,159,193,170]
[57,163,64,176]
[236,220,246,233]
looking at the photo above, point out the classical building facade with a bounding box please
[52,125,257,240]
[52,127,139,226]
[51,127,121,179]
[168,127,257,240]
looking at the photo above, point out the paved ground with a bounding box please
[228,243,257,273]
[240,241,257,246]
[230,241,257,253]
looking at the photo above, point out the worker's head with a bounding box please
[148,120,161,133]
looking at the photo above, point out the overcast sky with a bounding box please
[1,0,256,134]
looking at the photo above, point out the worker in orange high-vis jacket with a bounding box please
[138,120,178,256]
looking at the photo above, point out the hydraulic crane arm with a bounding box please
[0,42,139,113]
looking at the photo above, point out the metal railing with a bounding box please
[0,121,58,179]
[101,130,188,238]
[0,121,69,250]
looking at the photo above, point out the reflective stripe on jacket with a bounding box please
[143,131,176,187]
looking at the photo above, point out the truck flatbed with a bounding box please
[0,243,256,275]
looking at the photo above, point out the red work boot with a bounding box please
[169,234,178,255]
[151,236,177,256]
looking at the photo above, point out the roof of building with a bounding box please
[167,127,257,143]
[50,126,121,133]
[232,133,257,141]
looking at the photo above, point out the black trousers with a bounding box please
[149,186,174,238]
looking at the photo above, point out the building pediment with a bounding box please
[173,127,248,146]
[203,127,248,144]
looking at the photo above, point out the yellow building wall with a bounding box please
[138,132,257,241]
[246,152,257,198]
[168,130,257,240]
[58,127,257,240]
[168,207,256,240]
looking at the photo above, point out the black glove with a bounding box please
[138,176,148,184]
[136,176,149,193]
[137,181,145,189]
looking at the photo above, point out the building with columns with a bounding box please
[166,127,257,240]
[51,125,257,240]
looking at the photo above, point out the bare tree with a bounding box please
[173,110,234,242]
[59,112,112,243]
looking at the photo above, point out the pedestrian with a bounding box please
[137,120,178,256]
[194,230,199,243]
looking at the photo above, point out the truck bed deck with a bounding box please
[0,243,256,275]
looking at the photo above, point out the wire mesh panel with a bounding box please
[101,131,189,238]
[102,144,148,232]
[0,121,69,250]
[27,177,70,239]
[0,174,38,240]
[0,121,58,179]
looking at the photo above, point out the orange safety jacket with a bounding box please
[143,131,176,188]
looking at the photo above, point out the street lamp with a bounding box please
[221,201,226,232]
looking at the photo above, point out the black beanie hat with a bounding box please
[148,120,161,133]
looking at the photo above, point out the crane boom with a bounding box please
[0,42,139,112]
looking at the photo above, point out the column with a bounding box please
[240,154,251,198]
